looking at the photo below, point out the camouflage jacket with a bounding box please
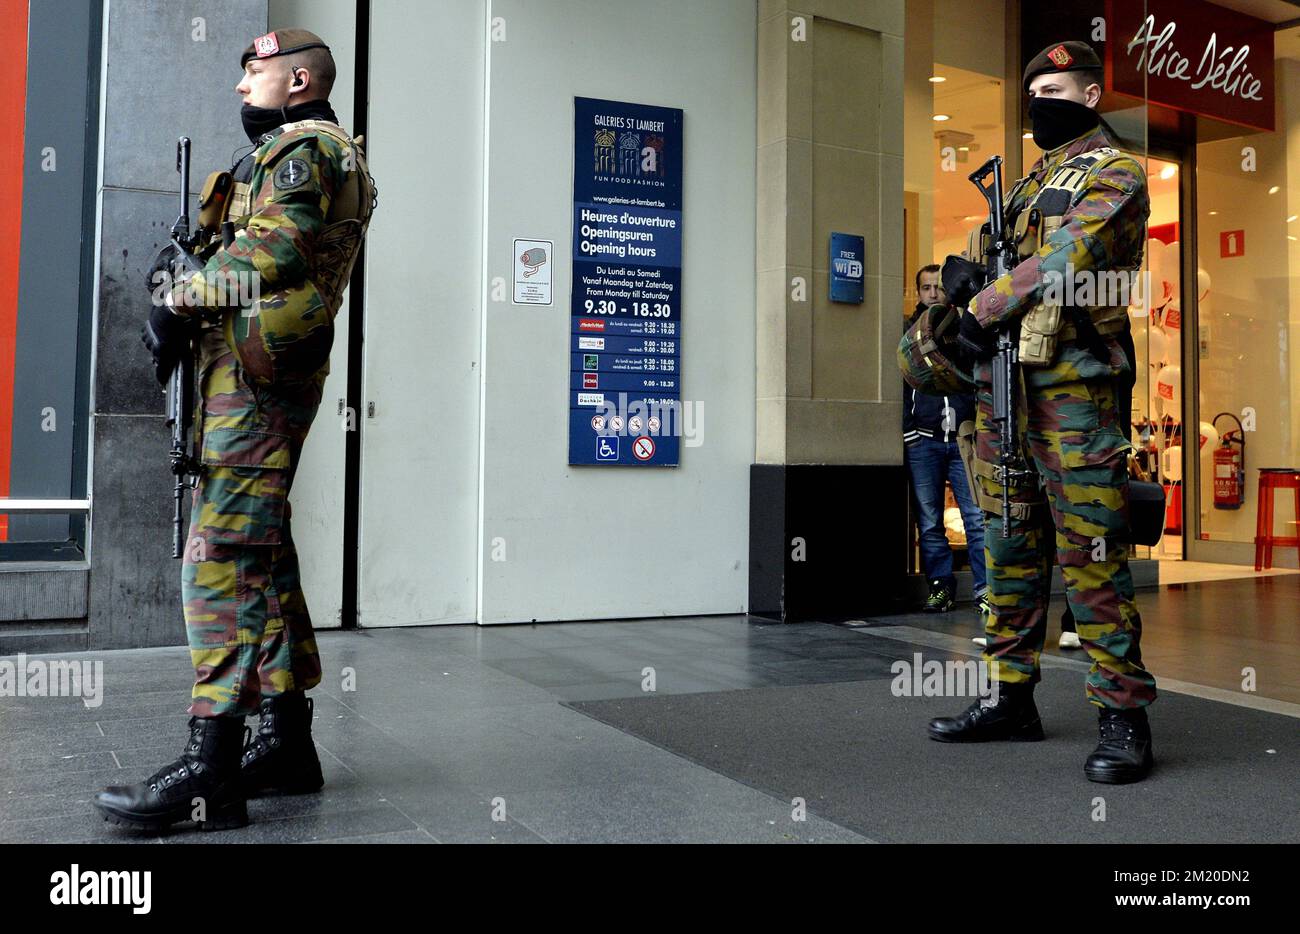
[970,124,1149,389]
[171,121,362,391]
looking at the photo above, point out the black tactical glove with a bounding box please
[941,254,985,311]
[956,308,996,361]
[145,241,204,300]
[141,303,194,386]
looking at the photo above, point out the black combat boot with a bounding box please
[240,691,324,797]
[927,683,1045,742]
[1084,707,1154,784]
[93,716,248,832]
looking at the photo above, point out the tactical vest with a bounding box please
[967,146,1139,367]
[198,119,376,319]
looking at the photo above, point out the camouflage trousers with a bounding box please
[974,376,1158,709]
[180,335,324,717]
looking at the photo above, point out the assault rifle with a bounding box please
[164,137,205,559]
[969,155,1035,539]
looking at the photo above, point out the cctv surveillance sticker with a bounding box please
[273,158,312,191]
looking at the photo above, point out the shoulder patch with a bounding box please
[274,157,312,191]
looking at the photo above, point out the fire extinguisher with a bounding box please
[1212,412,1246,510]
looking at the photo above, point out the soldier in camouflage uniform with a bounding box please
[95,29,375,831]
[927,42,1158,784]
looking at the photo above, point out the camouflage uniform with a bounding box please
[968,124,1157,710]
[171,118,372,717]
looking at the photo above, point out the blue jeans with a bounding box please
[905,436,986,594]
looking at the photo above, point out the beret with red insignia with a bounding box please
[241,28,330,68]
[1022,40,1102,93]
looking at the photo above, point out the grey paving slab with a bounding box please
[309,829,439,844]
[12,600,1280,845]
[504,779,869,844]
[568,673,1300,844]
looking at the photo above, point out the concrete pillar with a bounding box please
[750,0,909,620]
[88,0,267,648]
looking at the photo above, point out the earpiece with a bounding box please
[291,70,304,89]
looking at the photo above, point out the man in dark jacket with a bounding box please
[904,264,987,615]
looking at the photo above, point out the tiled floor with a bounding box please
[1,578,1295,843]
[1154,559,1300,586]
[897,574,1300,705]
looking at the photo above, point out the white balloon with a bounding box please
[1197,268,1211,302]
[1146,239,1167,295]
[1198,421,1219,454]
[1157,364,1182,412]
[1162,240,1180,299]
[1147,325,1171,366]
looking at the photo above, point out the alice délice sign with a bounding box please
[1107,0,1274,132]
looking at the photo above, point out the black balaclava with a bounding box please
[1028,96,1100,151]
[241,98,339,143]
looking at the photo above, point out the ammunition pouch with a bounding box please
[1018,301,1064,367]
[1018,301,1130,367]
[965,223,990,263]
[198,171,233,232]
[1012,207,1041,261]
[228,180,253,223]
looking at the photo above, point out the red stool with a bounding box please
[1254,469,1300,571]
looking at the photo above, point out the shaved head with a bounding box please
[282,46,336,100]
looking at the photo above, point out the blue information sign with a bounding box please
[569,97,683,466]
[829,232,865,304]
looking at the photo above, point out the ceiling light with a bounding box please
[933,114,950,121]
[1288,215,1297,223]
[1022,132,1033,139]
[1208,211,1218,215]
[1269,186,1280,194]
[1159,165,1176,180]
[929,76,946,83]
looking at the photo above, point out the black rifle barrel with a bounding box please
[165,136,197,559]
[174,137,191,243]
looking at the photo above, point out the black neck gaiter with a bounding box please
[241,99,340,143]
[1028,96,1100,152]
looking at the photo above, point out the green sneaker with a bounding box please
[973,591,992,647]
[924,579,954,613]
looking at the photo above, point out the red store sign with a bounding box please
[1106,0,1274,132]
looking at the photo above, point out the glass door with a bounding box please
[1129,152,1186,562]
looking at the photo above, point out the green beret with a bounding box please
[1022,40,1102,93]
[241,29,330,68]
